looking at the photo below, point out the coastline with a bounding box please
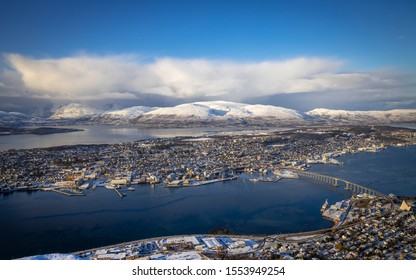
[65,172,397,260]
[0,126,83,136]
[1,126,414,260]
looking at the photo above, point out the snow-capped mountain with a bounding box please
[93,106,156,125]
[307,108,416,124]
[143,101,302,119]
[0,111,35,126]
[50,103,102,119]
[0,111,31,121]
[134,101,304,126]
[100,106,155,119]
[2,101,415,127]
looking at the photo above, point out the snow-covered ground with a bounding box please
[18,253,87,260]
[285,235,319,241]
[100,106,155,119]
[142,101,303,121]
[50,103,102,119]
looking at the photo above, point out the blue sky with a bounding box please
[0,0,415,112]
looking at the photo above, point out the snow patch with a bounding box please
[18,253,86,260]
[306,108,416,123]
[50,103,102,119]
[102,106,155,119]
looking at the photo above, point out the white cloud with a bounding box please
[2,53,411,101]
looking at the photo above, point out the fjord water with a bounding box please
[309,146,416,196]
[0,126,289,151]
[0,126,225,151]
[1,146,415,259]
[0,174,338,259]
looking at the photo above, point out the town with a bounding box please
[1,125,415,195]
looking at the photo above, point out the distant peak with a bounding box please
[50,103,101,119]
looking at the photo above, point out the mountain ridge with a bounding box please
[1,101,415,127]
[50,103,102,119]
[306,108,416,124]
[133,101,305,127]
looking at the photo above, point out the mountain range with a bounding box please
[1,101,416,127]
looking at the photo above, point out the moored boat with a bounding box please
[258,176,281,182]
[79,183,91,190]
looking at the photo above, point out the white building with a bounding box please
[202,238,222,249]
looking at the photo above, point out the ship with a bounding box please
[79,183,91,190]
[258,176,281,182]
[320,199,329,213]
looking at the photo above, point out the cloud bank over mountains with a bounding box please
[1,53,415,111]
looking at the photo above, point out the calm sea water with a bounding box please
[0,126,220,151]
[0,126,289,151]
[310,146,416,196]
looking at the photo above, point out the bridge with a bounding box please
[269,169,396,243]
[289,169,385,197]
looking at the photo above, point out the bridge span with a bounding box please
[289,169,385,197]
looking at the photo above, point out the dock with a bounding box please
[51,189,85,196]
[113,188,126,198]
[165,176,239,188]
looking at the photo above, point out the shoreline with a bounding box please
[0,126,83,137]
[67,172,395,259]
[2,126,415,260]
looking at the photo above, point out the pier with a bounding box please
[165,176,239,188]
[113,188,126,198]
[51,189,85,196]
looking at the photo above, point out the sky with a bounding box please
[0,0,415,114]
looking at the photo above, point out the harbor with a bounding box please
[63,171,414,260]
[165,176,239,188]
